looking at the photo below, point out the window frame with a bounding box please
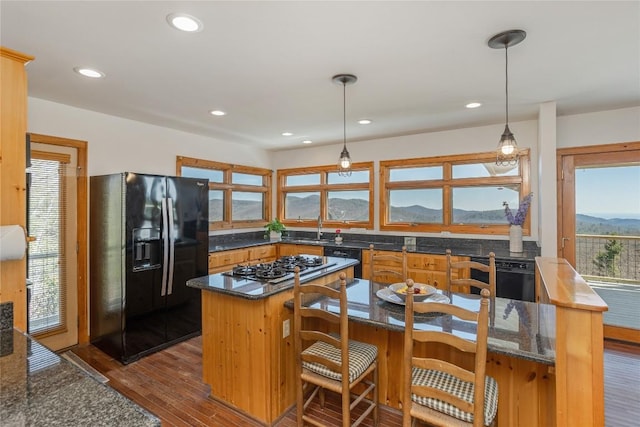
[177,156,272,231]
[277,162,374,230]
[380,150,531,235]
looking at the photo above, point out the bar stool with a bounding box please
[293,267,379,426]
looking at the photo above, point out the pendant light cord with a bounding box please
[342,80,347,150]
[505,44,509,126]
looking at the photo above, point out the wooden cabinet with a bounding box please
[277,243,323,257]
[1,47,34,331]
[362,249,469,288]
[208,245,276,274]
[248,245,277,263]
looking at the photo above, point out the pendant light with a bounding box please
[489,29,526,166]
[333,74,357,177]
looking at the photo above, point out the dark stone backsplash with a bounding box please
[209,230,540,260]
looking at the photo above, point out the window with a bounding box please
[277,162,374,229]
[380,151,530,234]
[178,156,272,230]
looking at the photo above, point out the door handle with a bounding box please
[561,237,570,249]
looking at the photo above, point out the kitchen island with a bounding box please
[186,255,358,425]
[188,254,606,427]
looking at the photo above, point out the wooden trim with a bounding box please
[380,150,531,235]
[603,325,640,345]
[177,155,272,231]
[0,46,34,63]
[276,161,374,230]
[29,133,89,344]
[556,140,640,156]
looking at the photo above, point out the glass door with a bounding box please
[559,145,640,343]
[28,143,78,350]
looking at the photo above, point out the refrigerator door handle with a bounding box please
[160,198,169,297]
[167,198,175,295]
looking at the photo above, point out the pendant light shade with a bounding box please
[489,29,526,166]
[333,74,357,177]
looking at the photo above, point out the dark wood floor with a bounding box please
[71,337,639,427]
[71,336,402,426]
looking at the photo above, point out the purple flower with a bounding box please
[503,192,533,226]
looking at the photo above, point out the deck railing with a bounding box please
[576,234,640,283]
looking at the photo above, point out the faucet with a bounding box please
[317,215,323,240]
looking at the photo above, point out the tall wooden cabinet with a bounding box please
[0,47,34,331]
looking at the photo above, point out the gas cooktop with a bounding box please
[224,255,336,284]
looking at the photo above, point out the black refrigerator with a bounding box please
[89,172,208,364]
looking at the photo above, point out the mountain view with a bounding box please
[211,194,640,234]
[576,214,640,235]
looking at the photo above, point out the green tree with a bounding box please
[592,238,623,277]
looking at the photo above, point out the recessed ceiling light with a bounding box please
[466,102,482,109]
[358,119,372,125]
[282,132,293,136]
[302,140,313,144]
[209,110,226,116]
[167,13,203,32]
[73,67,105,78]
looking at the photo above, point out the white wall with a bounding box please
[28,98,272,176]
[557,106,640,148]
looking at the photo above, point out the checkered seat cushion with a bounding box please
[411,368,499,426]
[302,338,378,383]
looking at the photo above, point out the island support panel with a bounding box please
[347,323,556,427]
[201,268,352,425]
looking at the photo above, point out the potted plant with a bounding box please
[265,218,286,241]
[334,229,343,244]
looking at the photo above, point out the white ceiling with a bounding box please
[2,1,639,151]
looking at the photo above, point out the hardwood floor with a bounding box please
[71,337,639,427]
[71,336,402,426]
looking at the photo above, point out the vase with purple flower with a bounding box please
[503,192,533,253]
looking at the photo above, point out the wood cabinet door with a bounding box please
[208,248,250,273]
[248,245,276,263]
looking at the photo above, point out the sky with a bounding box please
[576,165,640,219]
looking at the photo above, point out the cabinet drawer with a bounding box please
[249,245,276,260]
[208,249,249,269]
[278,243,323,257]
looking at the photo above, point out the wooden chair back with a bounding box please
[293,267,379,426]
[402,280,492,427]
[368,244,407,284]
[446,249,496,296]
[293,268,349,387]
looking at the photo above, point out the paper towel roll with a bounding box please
[0,225,27,261]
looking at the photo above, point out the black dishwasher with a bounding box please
[323,245,362,278]
[470,257,535,302]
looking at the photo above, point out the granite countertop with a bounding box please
[284,278,556,365]
[187,255,359,300]
[208,236,539,262]
[0,329,160,426]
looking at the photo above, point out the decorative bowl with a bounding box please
[388,282,436,302]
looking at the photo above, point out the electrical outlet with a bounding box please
[283,319,290,338]
[404,236,416,246]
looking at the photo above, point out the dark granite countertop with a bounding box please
[187,256,359,300]
[0,329,160,426]
[208,234,539,262]
[284,278,556,366]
